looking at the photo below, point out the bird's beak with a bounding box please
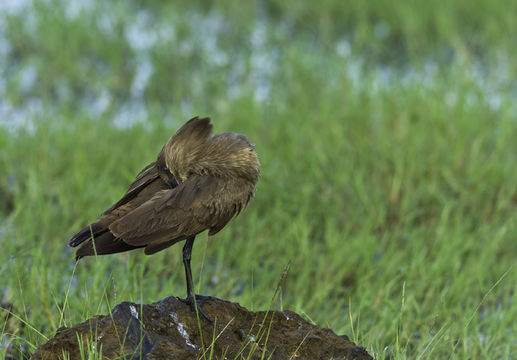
[170,177,180,189]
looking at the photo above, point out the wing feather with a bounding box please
[68,162,165,250]
[110,175,228,248]
[75,231,144,259]
[103,161,160,214]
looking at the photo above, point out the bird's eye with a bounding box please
[162,165,168,172]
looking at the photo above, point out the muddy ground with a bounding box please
[30,296,373,359]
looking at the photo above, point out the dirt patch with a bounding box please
[31,296,373,359]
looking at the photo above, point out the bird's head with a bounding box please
[158,117,259,185]
[156,152,180,189]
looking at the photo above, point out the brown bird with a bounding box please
[69,117,259,320]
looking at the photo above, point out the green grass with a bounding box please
[1,1,516,359]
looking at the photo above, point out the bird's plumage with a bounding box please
[69,117,259,260]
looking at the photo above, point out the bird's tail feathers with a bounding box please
[75,231,144,260]
[68,224,103,247]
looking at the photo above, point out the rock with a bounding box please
[30,296,373,360]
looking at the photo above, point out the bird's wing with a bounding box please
[74,231,144,259]
[109,175,227,249]
[69,162,162,248]
[103,161,160,214]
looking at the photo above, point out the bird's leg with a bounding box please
[182,236,213,322]
[183,236,195,299]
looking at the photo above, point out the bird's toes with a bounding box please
[182,294,214,322]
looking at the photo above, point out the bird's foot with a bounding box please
[182,294,214,322]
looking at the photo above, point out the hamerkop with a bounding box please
[69,117,259,320]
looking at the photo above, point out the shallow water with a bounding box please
[0,1,515,134]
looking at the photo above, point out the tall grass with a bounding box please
[0,1,516,358]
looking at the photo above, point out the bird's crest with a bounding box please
[162,117,213,181]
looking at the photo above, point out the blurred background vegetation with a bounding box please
[0,0,516,359]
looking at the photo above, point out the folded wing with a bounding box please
[109,175,242,255]
[69,162,166,257]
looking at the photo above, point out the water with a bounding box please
[0,1,515,133]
